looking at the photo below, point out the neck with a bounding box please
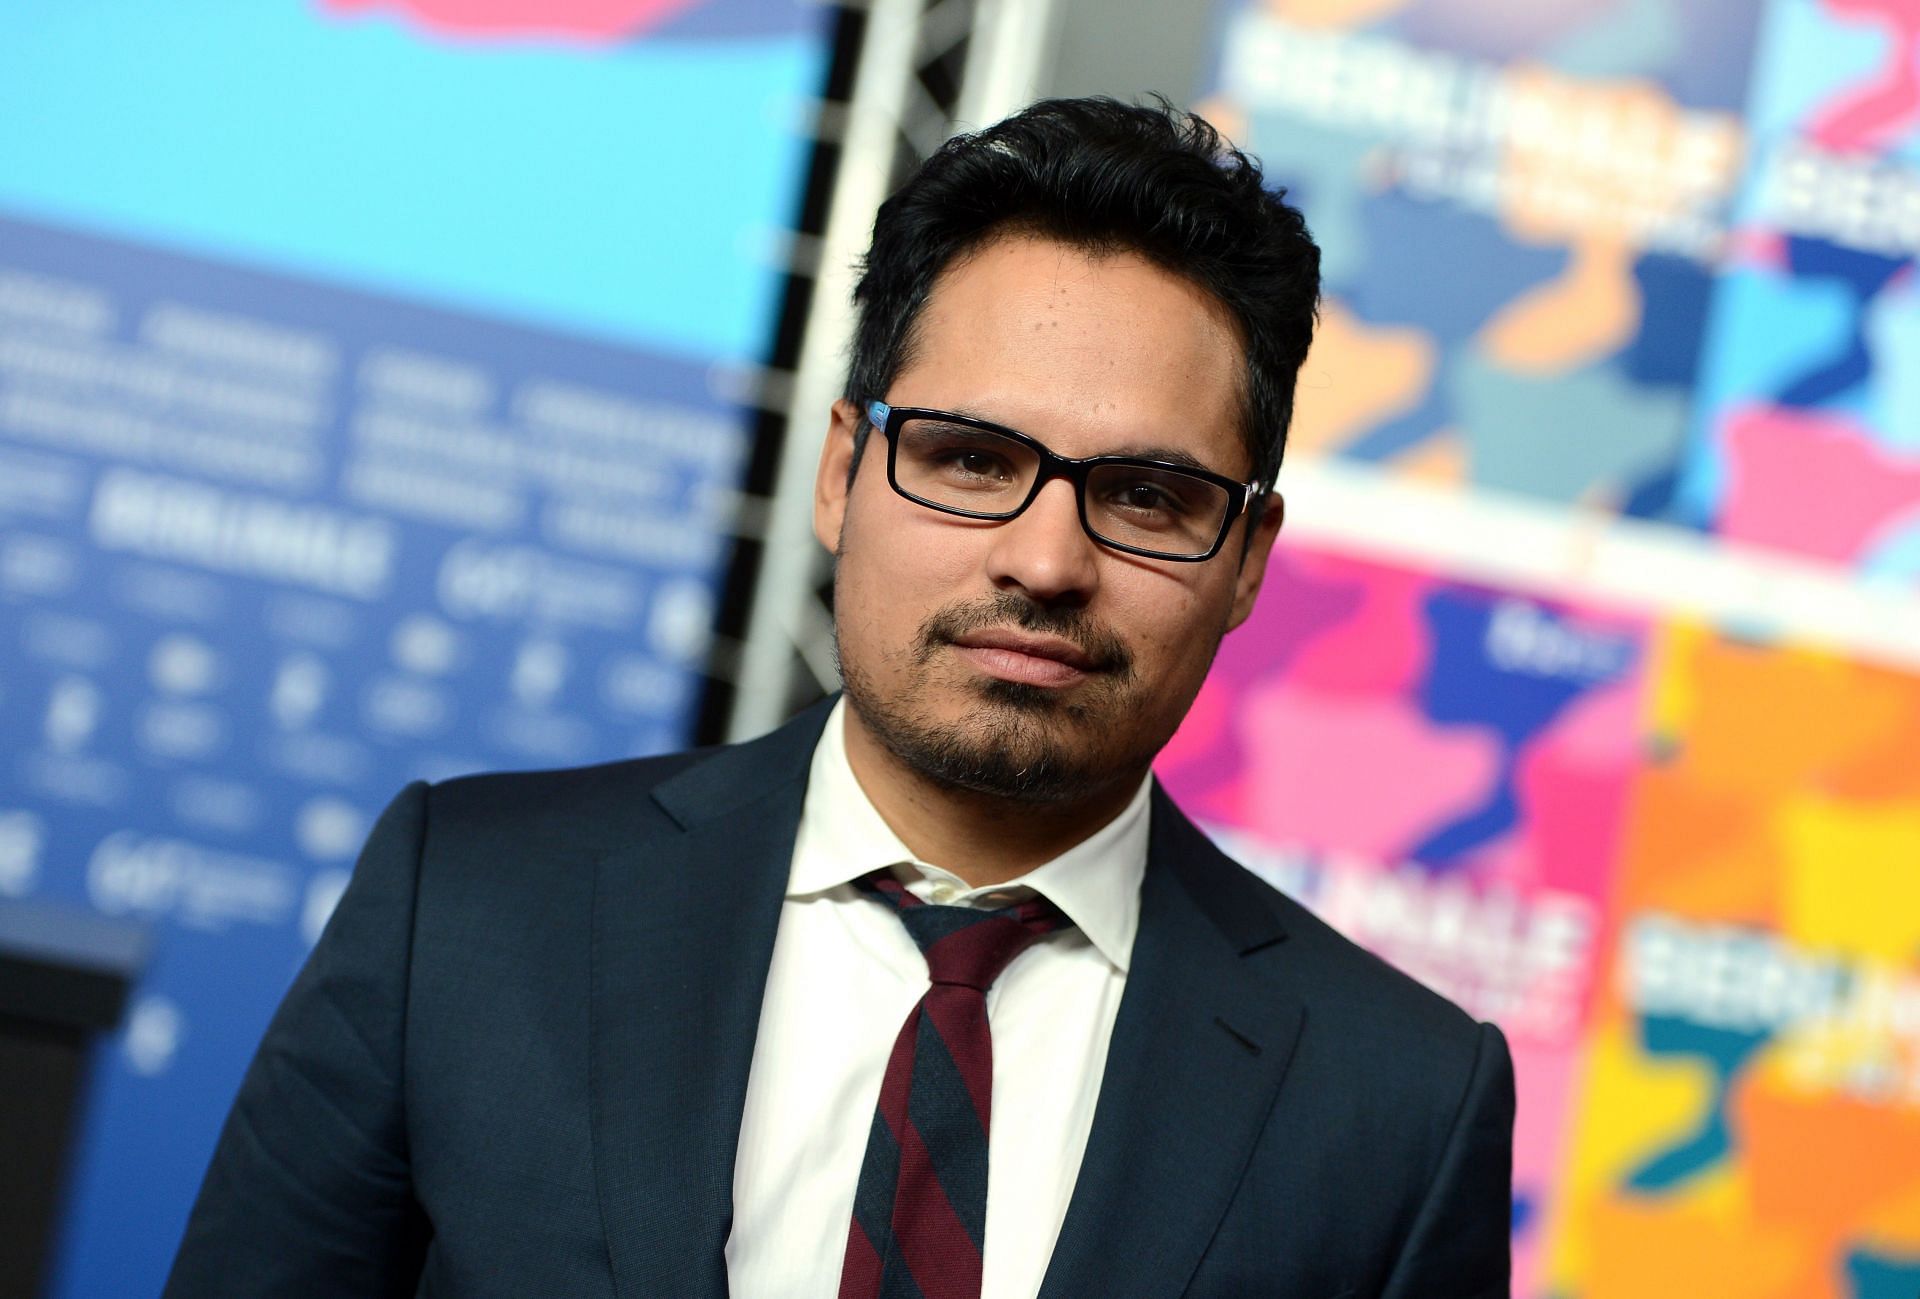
[841,706,1145,888]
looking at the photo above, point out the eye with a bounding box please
[1103,475,1196,518]
[903,424,1026,485]
[942,447,1015,481]
[1115,482,1180,512]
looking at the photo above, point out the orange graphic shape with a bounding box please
[1261,0,1413,29]
[1580,1196,1809,1297]
[1288,298,1436,456]
[1734,1079,1920,1298]
[1393,433,1468,486]
[1610,776,1784,923]
[1480,235,1640,375]
[1666,639,1909,797]
[1190,95,1246,146]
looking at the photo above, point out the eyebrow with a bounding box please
[941,407,1229,477]
[1115,445,1216,474]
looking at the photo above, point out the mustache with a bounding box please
[918,593,1133,677]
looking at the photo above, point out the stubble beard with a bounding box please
[836,592,1165,806]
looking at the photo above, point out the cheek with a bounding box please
[847,492,990,579]
[1121,579,1232,679]
[836,507,982,632]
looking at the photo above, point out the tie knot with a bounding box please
[855,869,1073,991]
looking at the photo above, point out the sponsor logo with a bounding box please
[436,539,640,628]
[89,467,396,599]
[87,831,296,931]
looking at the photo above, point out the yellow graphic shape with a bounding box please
[1782,798,1920,962]
[1644,621,1706,742]
[1541,1016,1716,1284]
[1288,297,1435,456]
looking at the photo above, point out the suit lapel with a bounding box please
[1039,787,1307,1299]
[589,702,831,1299]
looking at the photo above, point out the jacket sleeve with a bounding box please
[1379,1019,1517,1299]
[162,782,433,1298]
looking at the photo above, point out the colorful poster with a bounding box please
[1199,0,1920,1290]
[1544,623,1920,1298]
[1680,0,1920,573]
[1203,0,1764,523]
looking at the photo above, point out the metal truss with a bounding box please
[700,0,1064,744]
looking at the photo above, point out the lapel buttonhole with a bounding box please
[1213,1015,1261,1055]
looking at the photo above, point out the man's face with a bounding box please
[814,234,1285,804]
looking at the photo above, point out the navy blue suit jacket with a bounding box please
[165,699,1513,1298]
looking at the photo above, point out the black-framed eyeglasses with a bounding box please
[865,401,1263,563]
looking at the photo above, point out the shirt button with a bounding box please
[929,882,958,904]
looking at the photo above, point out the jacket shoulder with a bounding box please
[408,695,834,858]
[1263,870,1485,1044]
[406,748,708,860]
[1160,792,1492,1073]
[434,746,715,819]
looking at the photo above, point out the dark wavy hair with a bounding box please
[845,96,1320,494]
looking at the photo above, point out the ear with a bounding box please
[1226,491,1285,632]
[813,398,863,553]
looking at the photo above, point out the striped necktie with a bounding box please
[836,868,1075,1299]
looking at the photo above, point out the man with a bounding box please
[166,98,1512,1298]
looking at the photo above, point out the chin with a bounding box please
[848,671,1156,805]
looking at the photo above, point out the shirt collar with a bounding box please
[789,699,1148,972]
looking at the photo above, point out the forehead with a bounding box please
[893,234,1248,472]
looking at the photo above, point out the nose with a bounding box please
[982,477,1099,605]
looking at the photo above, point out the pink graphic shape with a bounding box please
[1155,546,1371,815]
[1719,405,1920,561]
[1810,0,1920,150]
[1510,1037,1581,1299]
[1231,678,1504,862]
[320,0,705,42]
[1506,677,1646,894]
[1156,674,1234,785]
[1283,561,1432,695]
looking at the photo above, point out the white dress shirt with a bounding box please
[724,701,1150,1299]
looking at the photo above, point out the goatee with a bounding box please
[838,592,1152,804]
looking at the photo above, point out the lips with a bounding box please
[950,628,1097,669]
[948,627,1100,687]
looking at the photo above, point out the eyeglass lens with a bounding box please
[893,417,1230,558]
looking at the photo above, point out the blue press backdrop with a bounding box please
[0,4,829,1294]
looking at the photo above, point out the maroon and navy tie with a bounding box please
[835,868,1075,1299]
